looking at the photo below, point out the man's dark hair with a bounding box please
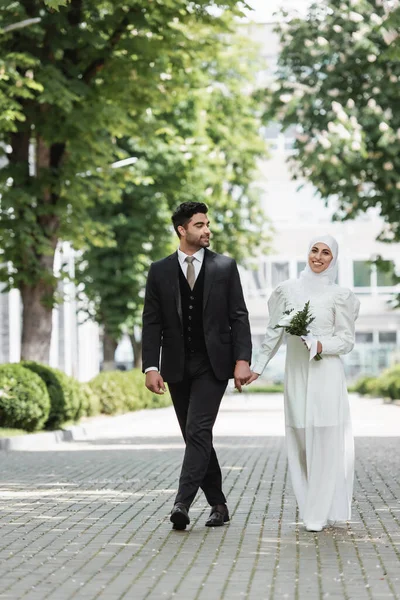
[171,202,208,237]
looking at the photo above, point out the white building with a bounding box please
[0,244,100,381]
[240,22,400,382]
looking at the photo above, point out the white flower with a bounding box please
[331,155,340,165]
[317,153,326,161]
[368,98,377,109]
[296,134,309,143]
[347,98,355,109]
[396,128,400,140]
[326,64,336,72]
[396,182,400,189]
[279,93,293,103]
[328,88,340,97]
[328,121,337,133]
[352,31,364,42]
[304,142,316,153]
[305,39,313,47]
[349,11,364,22]
[333,25,343,33]
[379,122,389,132]
[331,101,343,114]
[367,54,377,62]
[370,13,383,25]
[351,141,361,151]
[372,87,380,94]
[383,162,394,171]
[319,136,332,149]
[390,74,398,83]
[317,36,329,46]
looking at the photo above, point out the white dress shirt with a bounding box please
[145,248,205,373]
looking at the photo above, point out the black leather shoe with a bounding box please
[205,504,230,527]
[170,503,190,530]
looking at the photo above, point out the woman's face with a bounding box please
[308,242,333,274]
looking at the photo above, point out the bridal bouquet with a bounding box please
[274,301,322,361]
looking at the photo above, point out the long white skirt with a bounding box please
[284,337,354,529]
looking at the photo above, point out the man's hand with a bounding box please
[145,371,166,395]
[246,371,260,385]
[234,360,251,393]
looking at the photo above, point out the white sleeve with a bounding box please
[252,286,286,375]
[319,290,360,356]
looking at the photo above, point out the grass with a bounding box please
[0,428,30,438]
[238,384,284,394]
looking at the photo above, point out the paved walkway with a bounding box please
[0,393,399,600]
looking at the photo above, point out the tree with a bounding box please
[0,0,251,362]
[78,27,269,369]
[266,0,400,246]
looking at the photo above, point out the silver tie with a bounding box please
[185,256,195,290]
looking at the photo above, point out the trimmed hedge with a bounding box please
[22,361,87,429]
[0,364,50,432]
[89,369,171,415]
[353,365,400,401]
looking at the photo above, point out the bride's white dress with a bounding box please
[253,278,360,529]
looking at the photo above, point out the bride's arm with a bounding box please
[318,289,360,356]
[251,286,286,376]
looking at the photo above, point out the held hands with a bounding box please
[145,371,166,395]
[246,371,260,385]
[234,360,252,393]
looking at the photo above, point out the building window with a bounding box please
[271,262,289,287]
[353,261,371,287]
[377,260,396,287]
[355,332,373,343]
[378,331,397,344]
[297,261,306,276]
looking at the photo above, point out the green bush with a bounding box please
[89,369,171,415]
[374,365,400,401]
[22,361,86,429]
[80,383,101,417]
[351,375,378,396]
[0,364,50,432]
[352,365,400,401]
[236,383,284,394]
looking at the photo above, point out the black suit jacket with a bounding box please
[142,249,252,382]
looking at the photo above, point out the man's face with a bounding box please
[179,213,211,248]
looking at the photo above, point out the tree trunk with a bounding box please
[130,330,142,370]
[20,280,55,363]
[102,329,118,371]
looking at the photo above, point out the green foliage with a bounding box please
[89,369,171,415]
[238,383,284,394]
[0,0,255,324]
[351,375,378,395]
[0,364,50,432]
[353,365,400,401]
[267,1,400,252]
[78,27,269,343]
[22,361,86,428]
[80,383,101,417]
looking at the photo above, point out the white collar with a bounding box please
[177,247,205,265]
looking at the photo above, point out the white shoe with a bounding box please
[305,524,323,532]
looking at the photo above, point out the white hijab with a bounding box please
[299,234,338,287]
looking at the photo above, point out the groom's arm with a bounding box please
[227,260,252,364]
[142,263,162,373]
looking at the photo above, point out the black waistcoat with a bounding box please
[178,259,206,353]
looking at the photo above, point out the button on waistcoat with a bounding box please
[178,260,206,353]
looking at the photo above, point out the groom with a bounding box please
[142,201,252,530]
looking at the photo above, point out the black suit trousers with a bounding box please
[168,351,228,508]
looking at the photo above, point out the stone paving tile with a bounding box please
[0,407,400,599]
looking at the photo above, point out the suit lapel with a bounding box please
[203,249,217,311]
[167,252,182,325]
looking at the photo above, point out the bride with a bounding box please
[247,235,360,532]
